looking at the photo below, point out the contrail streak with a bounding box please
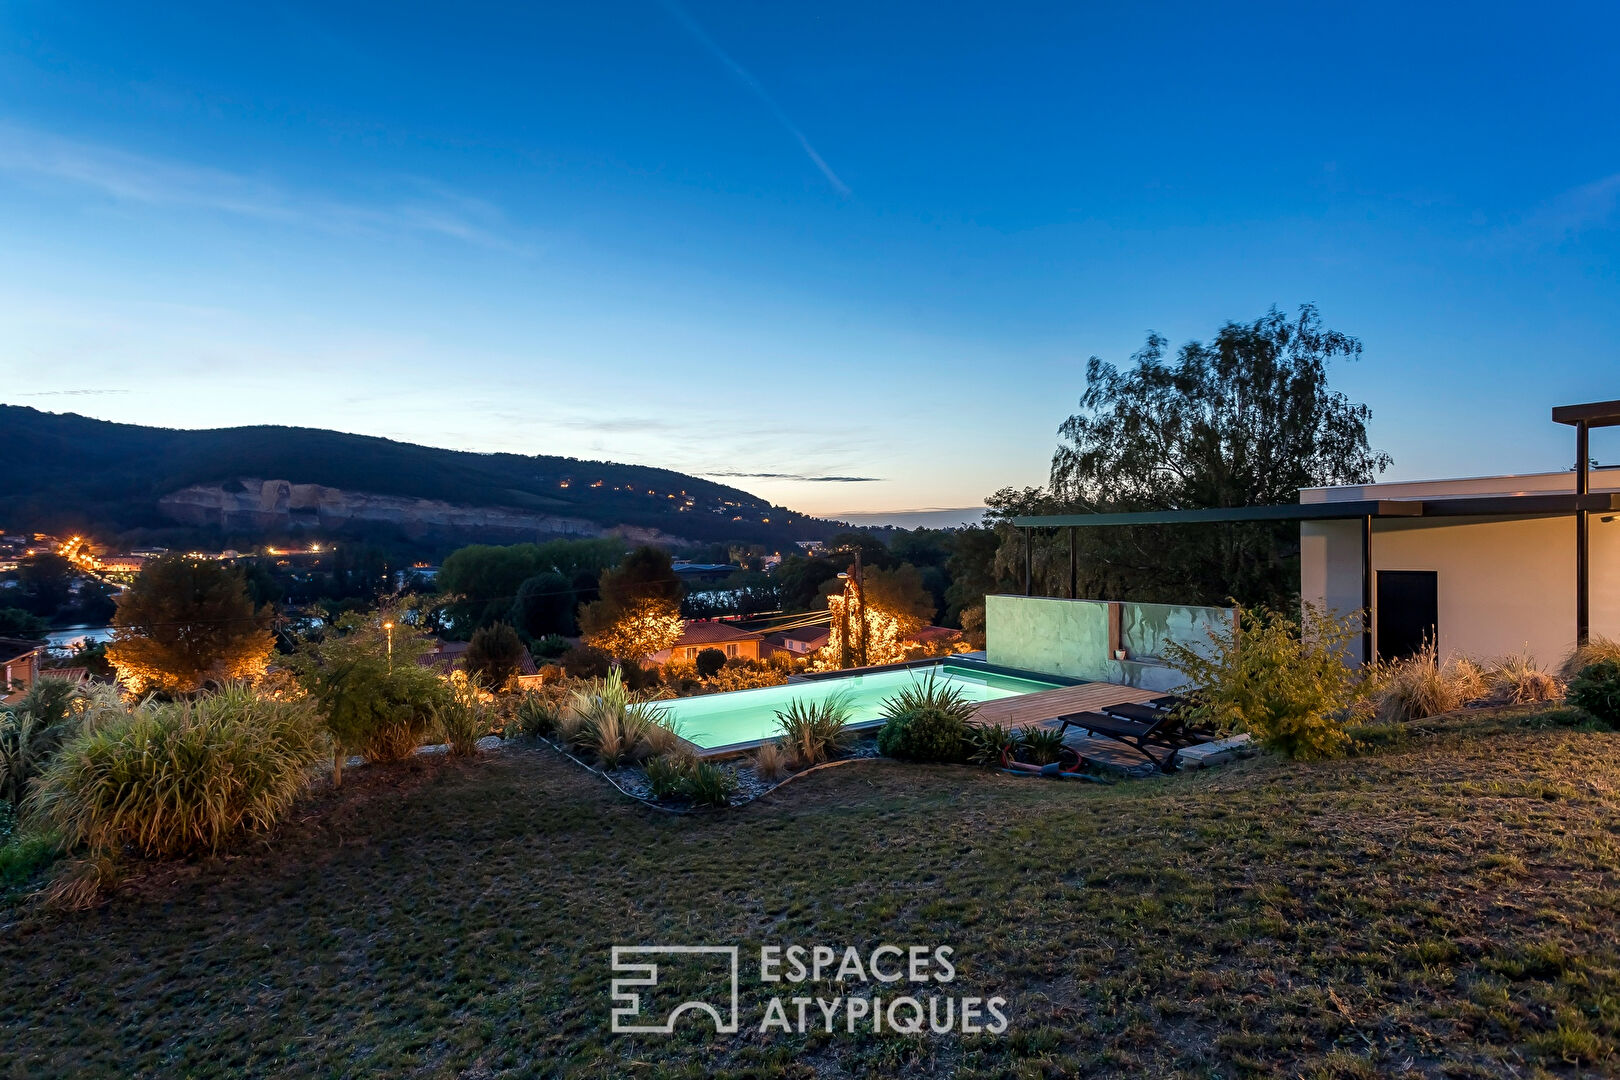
[656,0,851,196]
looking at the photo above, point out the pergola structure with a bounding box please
[1011,399,1619,665]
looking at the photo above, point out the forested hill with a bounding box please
[0,406,829,548]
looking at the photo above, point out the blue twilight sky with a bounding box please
[1,2,1617,522]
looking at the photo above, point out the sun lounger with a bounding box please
[1055,707,1199,772]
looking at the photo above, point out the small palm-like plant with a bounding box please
[876,672,978,762]
[1020,727,1066,766]
[434,678,491,757]
[774,692,854,767]
[966,723,1024,767]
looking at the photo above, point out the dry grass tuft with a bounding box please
[1560,635,1620,680]
[1486,653,1565,706]
[1373,641,1488,722]
[751,740,789,781]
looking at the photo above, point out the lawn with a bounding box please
[2,708,1617,1078]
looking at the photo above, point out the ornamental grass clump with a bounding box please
[751,739,789,781]
[512,691,563,738]
[1166,605,1361,761]
[31,683,327,863]
[774,692,854,767]
[1372,640,1488,723]
[642,752,737,806]
[1486,653,1565,706]
[875,672,978,763]
[434,678,492,757]
[1560,635,1620,681]
[565,668,678,768]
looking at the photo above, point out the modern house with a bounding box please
[1000,399,1617,672]
[1299,464,1618,664]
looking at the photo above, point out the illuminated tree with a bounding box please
[819,569,930,669]
[578,546,685,664]
[580,596,684,663]
[107,555,275,695]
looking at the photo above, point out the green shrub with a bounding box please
[695,648,727,679]
[0,830,61,896]
[31,683,327,861]
[289,615,452,783]
[1165,604,1361,761]
[642,753,737,806]
[530,634,571,661]
[966,723,1023,767]
[875,672,978,762]
[1567,658,1620,728]
[643,754,689,799]
[775,692,854,767]
[682,760,738,807]
[1020,727,1066,766]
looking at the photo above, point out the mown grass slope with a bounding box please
[2,708,1617,1078]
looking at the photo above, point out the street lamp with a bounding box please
[383,620,394,673]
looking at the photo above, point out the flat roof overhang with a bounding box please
[1010,491,1620,529]
[1553,399,1620,429]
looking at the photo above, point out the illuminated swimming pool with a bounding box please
[663,661,1066,754]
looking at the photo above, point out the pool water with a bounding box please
[661,662,1064,753]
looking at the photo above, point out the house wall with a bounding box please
[1300,514,1620,665]
[669,639,766,663]
[983,594,1236,692]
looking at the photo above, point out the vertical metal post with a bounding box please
[1361,515,1374,666]
[1068,526,1078,599]
[1022,527,1032,596]
[1575,420,1590,647]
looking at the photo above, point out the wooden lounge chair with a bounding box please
[1055,707,1201,772]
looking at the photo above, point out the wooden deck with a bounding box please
[973,682,1160,730]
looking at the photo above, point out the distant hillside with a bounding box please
[0,406,830,550]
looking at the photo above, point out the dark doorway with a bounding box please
[1376,570,1438,662]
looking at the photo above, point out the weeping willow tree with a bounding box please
[994,305,1391,609]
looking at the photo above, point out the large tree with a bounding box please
[578,546,684,663]
[1010,305,1390,608]
[107,555,276,694]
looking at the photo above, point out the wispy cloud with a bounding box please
[656,0,850,196]
[702,470,883,483]
[13,388,131,397]
[0,123,527,252]
[1505,172,1620,245]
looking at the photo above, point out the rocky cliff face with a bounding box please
[158,479,682,545]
